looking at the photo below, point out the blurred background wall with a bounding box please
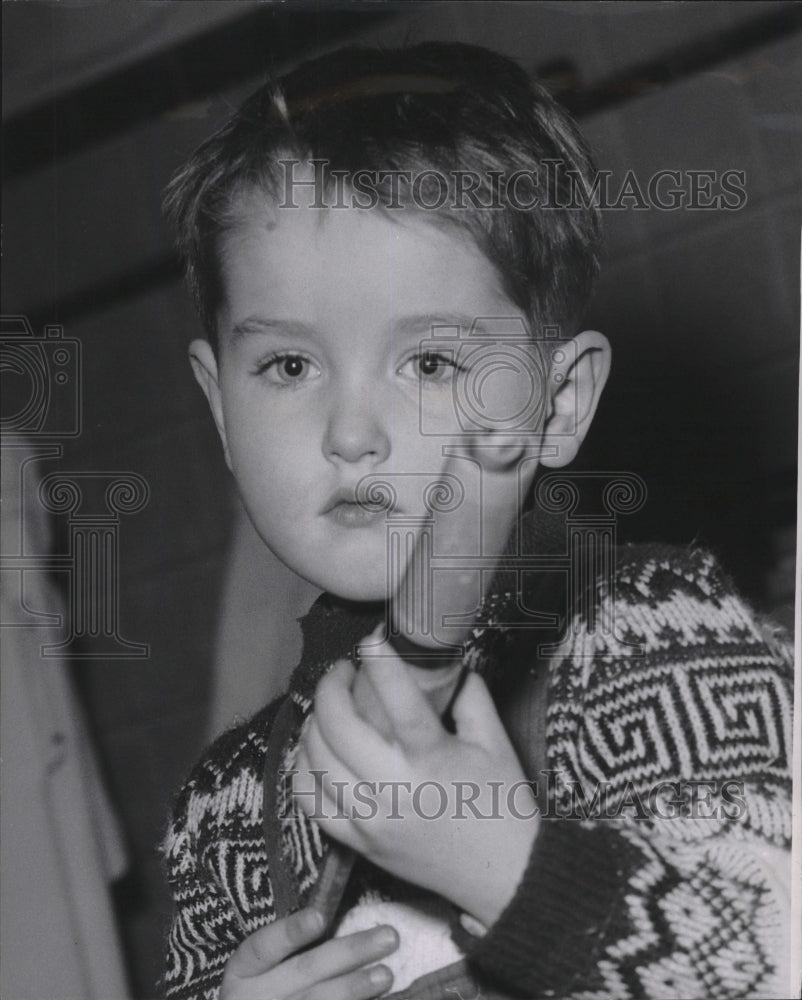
[2,3,799,996]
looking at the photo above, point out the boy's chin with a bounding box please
[302,564,389,604]
[323,578,389,603]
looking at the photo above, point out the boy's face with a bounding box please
[192,199,551,601]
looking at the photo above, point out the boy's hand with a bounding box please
[293,644,539,928]
[220,907,397,1000]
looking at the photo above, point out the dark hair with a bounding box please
[163,42,603,349]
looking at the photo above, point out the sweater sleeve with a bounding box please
[161,804,245,1000]
[457,546,793,999]
[160,706,281,1000]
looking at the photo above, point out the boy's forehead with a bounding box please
[219,191,516,330]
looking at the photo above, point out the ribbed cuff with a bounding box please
[452,820,639,996]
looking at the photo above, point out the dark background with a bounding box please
[2,3,799,996]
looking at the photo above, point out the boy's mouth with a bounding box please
[321,487,393,528]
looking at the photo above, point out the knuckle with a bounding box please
[342,929,374,960]
[316,670,339,704]
[468,672,488,695]
[300,968,382,1000]
[297,985,327,1000]
[240,930,271,969]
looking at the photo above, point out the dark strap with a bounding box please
[495,637,551,816]
[261,695,302,918]
[305,841,357,929]
[529,657,551,814]
[262,696,360,928]
[494,562,565,796]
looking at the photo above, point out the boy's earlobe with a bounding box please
[540,330,611,468]
[188,339,232,470]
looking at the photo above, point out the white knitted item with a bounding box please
[334,895,464,992]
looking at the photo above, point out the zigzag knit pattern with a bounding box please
[161,545,792,999]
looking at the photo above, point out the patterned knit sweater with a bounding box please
[161,543,793,999]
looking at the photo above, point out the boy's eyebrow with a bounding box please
[230,313,525,341]
[230,317,317,341]
[391,313,481,337]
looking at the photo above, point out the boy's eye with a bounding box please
[401,351,461,384]
[255,353,321,385]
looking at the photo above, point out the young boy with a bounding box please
[161,43,792,1000]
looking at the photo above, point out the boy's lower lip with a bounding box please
[326,501,388,528]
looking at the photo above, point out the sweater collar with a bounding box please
[290,594,384,705]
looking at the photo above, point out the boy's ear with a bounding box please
[189,339,232,470]
[540,330,611,468]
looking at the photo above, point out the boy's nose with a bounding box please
[322,396,391,466]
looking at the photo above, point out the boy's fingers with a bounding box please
[359,640,443,753]
[294,719,373,852]
[300,715,360,798]
[227,907,323,977]
[351,665,396,740]
[330,656,357,686]
[293,737,354,828]
[292,739,334,811]
[313,662,395,774]
[300,962,394,1000]
[449,672,508,746]
[226,919,397,997]
[272,925,398,998]
[297,715,378,848]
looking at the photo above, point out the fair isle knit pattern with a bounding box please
[161,545,792,999]
[546,546,791,835]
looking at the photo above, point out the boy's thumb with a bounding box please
[449,672,506,745]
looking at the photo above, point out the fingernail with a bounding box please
[375,926,398,949]
[369,964,392,988]
[302,908,324,934]
[359,624,387,651]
